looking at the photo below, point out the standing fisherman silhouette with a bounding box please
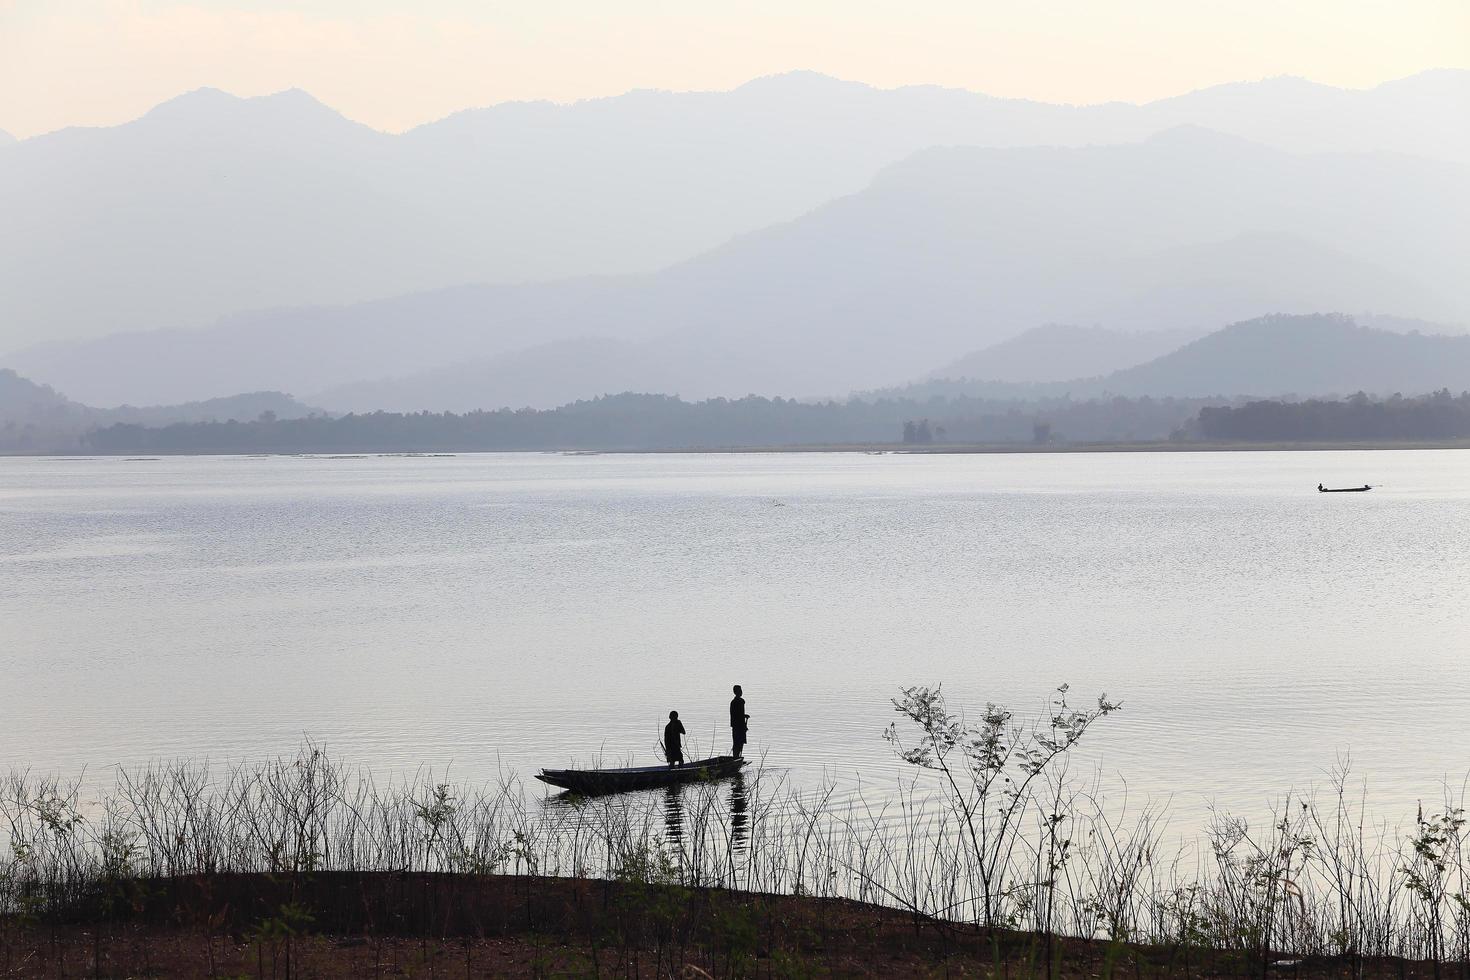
[730,685,749,758]
[663,710,686,767]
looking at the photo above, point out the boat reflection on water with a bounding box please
[541,769,753,866]
[661,772,749,854]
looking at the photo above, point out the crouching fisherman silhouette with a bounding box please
[730,685,749,758]
[664,710,686,767]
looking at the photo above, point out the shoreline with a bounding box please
[3,871,1450,978]
[622,438,1470,454]
[6,438,1470,458]
[6,745,1468,975]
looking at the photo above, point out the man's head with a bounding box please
[669,710,679,720]
[733,685,742,696]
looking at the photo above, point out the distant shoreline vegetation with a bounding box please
[82,392,1215,453]
[1195,390,1470,442]
[4,390,1470,455]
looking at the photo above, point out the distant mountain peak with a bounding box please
[1369,68,1470,108]
[1153,74,1347,107]
[256,87,329,108]
[734,70,870,94]
[1094,313,1470,398]
[1146,69,1468,116]
[1373,67,1470,89]
[145,86,239,113]
[137,85,362,131]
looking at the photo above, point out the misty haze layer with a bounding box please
[9,129,1467,408]
[2,70,1467,354]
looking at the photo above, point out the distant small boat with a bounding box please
[536,756,747,795]
[1318,483,1372,493]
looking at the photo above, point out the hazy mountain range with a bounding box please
[882,315,1470,402]
[320,325,1206,414]
[7,316,1467,449]
[2,68,1467,353]
[904,315,1465,395]
[316,338,683,415]
[10,124,1467,408]
[926,325,1206,385]
[1095,315,1470,397]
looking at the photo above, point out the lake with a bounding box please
[2,450,1468,834]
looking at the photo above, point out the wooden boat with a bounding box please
[1318,484,1372,493]
[536,756,747,795]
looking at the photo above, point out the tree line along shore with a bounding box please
[8,389,1470,455]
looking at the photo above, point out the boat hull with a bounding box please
[536,756,747,794]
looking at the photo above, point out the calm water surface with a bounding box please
[2,451,1468,831]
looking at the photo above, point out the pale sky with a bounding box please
[2,0,1467,139]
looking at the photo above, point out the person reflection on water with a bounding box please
[730,685,749,758]
[664,710,686,768]
[664,784,685,844]
[729,773,749,853]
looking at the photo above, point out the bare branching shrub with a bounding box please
[883,683,1120,927]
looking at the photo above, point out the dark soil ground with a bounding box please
[0,872,1461,978]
